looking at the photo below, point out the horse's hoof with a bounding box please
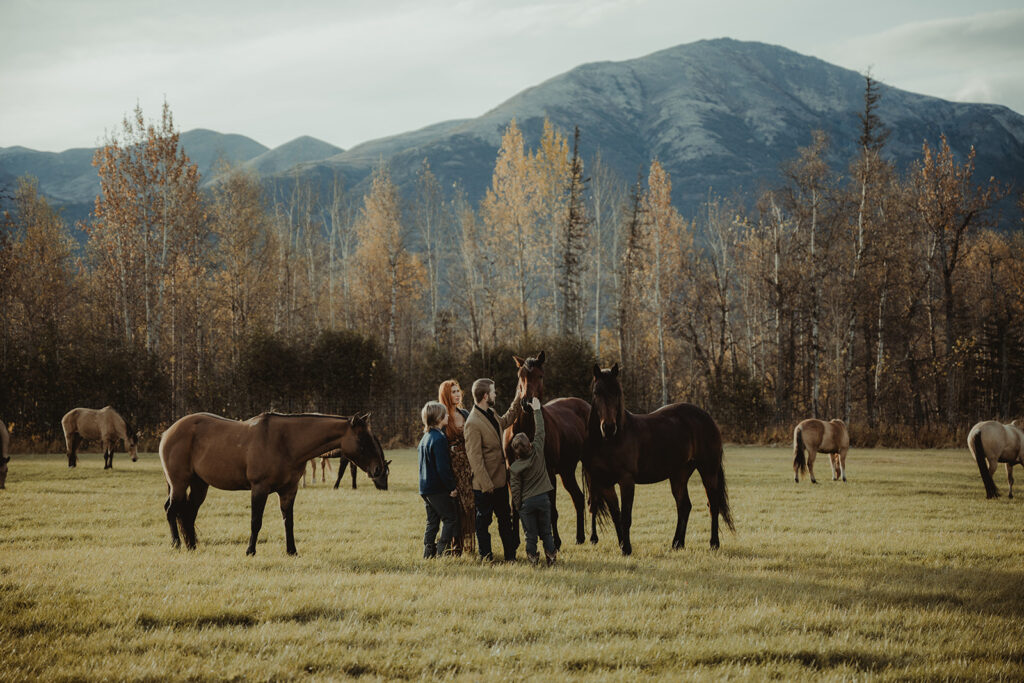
[710,542,720,550]
[843,477,847,483]
[1009,492,1014,499]
[590,535,599,544]
[287,549,297,556]
[171,540,181,549]
[620,544,632,556]
[672,540,684,550]
[811,479,817,484]
[576,535,585,545]
[245,548,256,556]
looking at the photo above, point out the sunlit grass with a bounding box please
[1,446,1022,680]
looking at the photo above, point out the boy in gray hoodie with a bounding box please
[509,397,556,566]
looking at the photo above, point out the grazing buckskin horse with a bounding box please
[967,420,1024,499]
[503,351,596,547]
[793,418,849,483]
[584,364,734,553]
[159,411,390,556]
[61,406,139,469]
[0,419,10,489]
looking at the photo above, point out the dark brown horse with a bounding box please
[333,457,358,489]
[503,351,596,547]
[61,406,138,469]
[159,411,390,556]
[584,364,734,554]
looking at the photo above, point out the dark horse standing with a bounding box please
[584,364,734,554]
[503,351,596,547]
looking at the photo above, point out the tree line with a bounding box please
[2,81,1022,450]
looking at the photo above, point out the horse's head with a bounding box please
[514,351,546,403]
[590,363,624,439]
[348,412,390,490]
[0,454,8,489]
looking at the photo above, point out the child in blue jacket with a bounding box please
[417,401,459,558]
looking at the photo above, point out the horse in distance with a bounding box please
[160,411,390,556]
[584,364,734,554]
[793,418,850,483]
[503,351,595,547]
[968,420,1024,499]
[61,406,139,469]
[0,420,10,489]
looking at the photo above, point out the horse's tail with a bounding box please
[793,427,808,479]
[716,456,735,532]
[582,468,613,526]
[970,429,999,499]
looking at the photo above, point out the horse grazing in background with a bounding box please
[967,420,1024,499]
[793,418,850,483]
[502,351,595,547]
[61,406,139,469]
[0,419,10,489]
[584,364,734,554]
[159,411,391,556]
[302,456,333,487]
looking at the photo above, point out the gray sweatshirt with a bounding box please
[509,406,553,509]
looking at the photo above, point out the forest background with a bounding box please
[2,77,1022,451]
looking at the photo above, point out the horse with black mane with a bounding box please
[503,351,596,547]
[583,364,733,554]
[61,406,139,469]
[968,419,1024,499]
[159,411,390,556]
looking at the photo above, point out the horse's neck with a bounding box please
[275,417,349,464]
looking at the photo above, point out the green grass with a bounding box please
[1,446,1023,681]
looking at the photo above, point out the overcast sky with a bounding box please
[2,0,1023,153]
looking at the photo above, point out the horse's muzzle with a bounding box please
[599,421,618,438]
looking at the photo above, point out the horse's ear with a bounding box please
[611,363,619,377]
[537,350,546,365]
[386,459,393,466]
[593,364,602,379]
[513,355,525,368]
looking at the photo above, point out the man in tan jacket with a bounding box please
[464,377,523,561]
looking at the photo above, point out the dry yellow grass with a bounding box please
[1,445,1023,681]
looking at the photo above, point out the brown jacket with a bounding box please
[464,400,523,492]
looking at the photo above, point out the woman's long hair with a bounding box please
[438,379,465,442]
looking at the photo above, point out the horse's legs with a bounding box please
[1007,463,1015,500]
[333,459,346,489]
[619,484,635,556]
[246,488,270,556]
[839,448,848,482]
[279,484,299,555]
[807,451,818,484]
[165,483,188,549]
[829,453,839,480]
[350,459,357,489]
[548,485,562,551]
[66,432,80,468]
[183,477,209,550]
[559,466,587,545]
[670,470,693,549]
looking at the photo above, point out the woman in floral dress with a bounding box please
[438,379,473,555]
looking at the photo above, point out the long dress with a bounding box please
[447,408,475,554]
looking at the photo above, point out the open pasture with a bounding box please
[1,446,1023,680]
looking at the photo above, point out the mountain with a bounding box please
[3,38,1023,227]
[291,38,1024,216]
[243,136,344,175]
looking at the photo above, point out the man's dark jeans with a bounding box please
[422,493,457,558]
[519,492,556,558]
[474,485,519,561]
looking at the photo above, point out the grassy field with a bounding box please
[1,446,1023,681]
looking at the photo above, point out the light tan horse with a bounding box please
[793,418,849,483]
[967,420,1024,499]
[159,411,390,556]
[61,406,138,469]
[0,419,10,489]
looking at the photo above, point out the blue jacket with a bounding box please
[418,428,457,495]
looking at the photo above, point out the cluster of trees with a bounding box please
[2,84,1022,449]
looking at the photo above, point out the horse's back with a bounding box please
[544,397,589,442]
[632,403,723,458]
[160,413,256,489]
[970,420,1024,462]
